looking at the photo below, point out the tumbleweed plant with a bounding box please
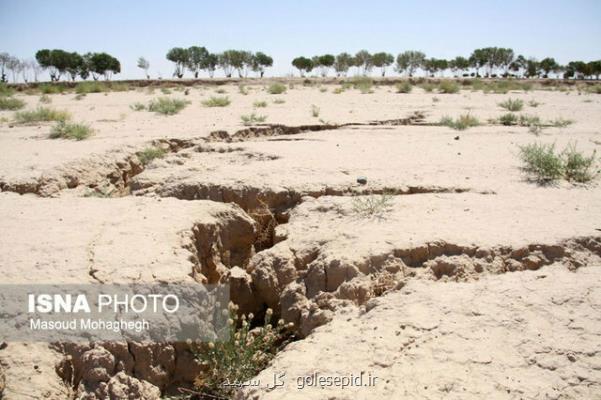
[202,96,231,107]
[438,80,460,94]
[396,81,413,93]
[241,113,267,126]
[267,83,287,94]
[193,304,294,398]
[518,143,564,183]
[498,98,524,111]
[148,97,190,115]
[562,143,597,183]
[352,192,394,217]
[137,146,167,165]
[439,113,479,130]
[14,107,71,124]
[0,96,25,110]
[130,102,146,111]
[49,121,93,140]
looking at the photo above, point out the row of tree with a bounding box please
[291,48,601,79]
[2,46,600,83]
[35,49,121,81]
[163,47,273,79]
[0,53,44,83]
[0,50,121,83]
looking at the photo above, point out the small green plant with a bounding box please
[130,102,146,111]
[562,143,597,183]
[253,101,267,108]
[202,96,231,107]
[498,113,519,126]
[333,87,345,94]
[528,100,541,107]
[240,113,267,126]
[74,93,86,101]
[519,143,563,182]
[0,96,25,110]
[14,107,70,124]
[38,84,64,94]
[39,94,52,104]
[192,304,294,398]
[352,192,394,217]
[215,88,227,94]
[420,82,436,93]
[438,80,460,94]
[311,104,320,118]
[499,98,524,111]
[49,121,93,140]
[148,97,190,115]
[238,85,249,95]
[585,85,601,94]
[137,146,167,165]
[396,81,412,93]
[519,114,541,127]
[550,118,573,128]
[351,77,373,94]
[161,87,172,95]
[319,87,328,93]
[432,96,440,103]
[267,83,287,94]
[0,83,14,96]
[75,81,107,94]
[439,113,479,130]
[273,98,285,104]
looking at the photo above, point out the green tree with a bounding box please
[137,57,150,79]
[334,52,353,77]
[372,52,394,76]
[469,48,488,77]
[35,49,71,81]
[589,60,601,80]
[251,52,273,78]
[354,50,372,75]
[395,51,426,77]
[204,53,218,78]
[291,56,313,77]
[316,54,335,77]
[509,55,527,78]
[187,46,209,78]
[451,56,469,76]
[65,52,83,81]
[539,57,560,78]
[524,58,540,78]
[88,52,120,80]
[166,47,189,78]
[497,48,515,75]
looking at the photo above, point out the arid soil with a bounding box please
[0,81,600,399]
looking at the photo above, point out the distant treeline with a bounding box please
[291,48,601,79]
[0,46,599,83]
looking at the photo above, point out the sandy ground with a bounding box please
[0,82,600,399]
[240,265,601,400]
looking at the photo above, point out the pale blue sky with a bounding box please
[1,0,600,79]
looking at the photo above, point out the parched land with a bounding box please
[0,79,600,399]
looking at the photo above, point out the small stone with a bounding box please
[357,176,367,185]
[454,136,460,140]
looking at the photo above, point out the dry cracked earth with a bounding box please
[0,81,600,399]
